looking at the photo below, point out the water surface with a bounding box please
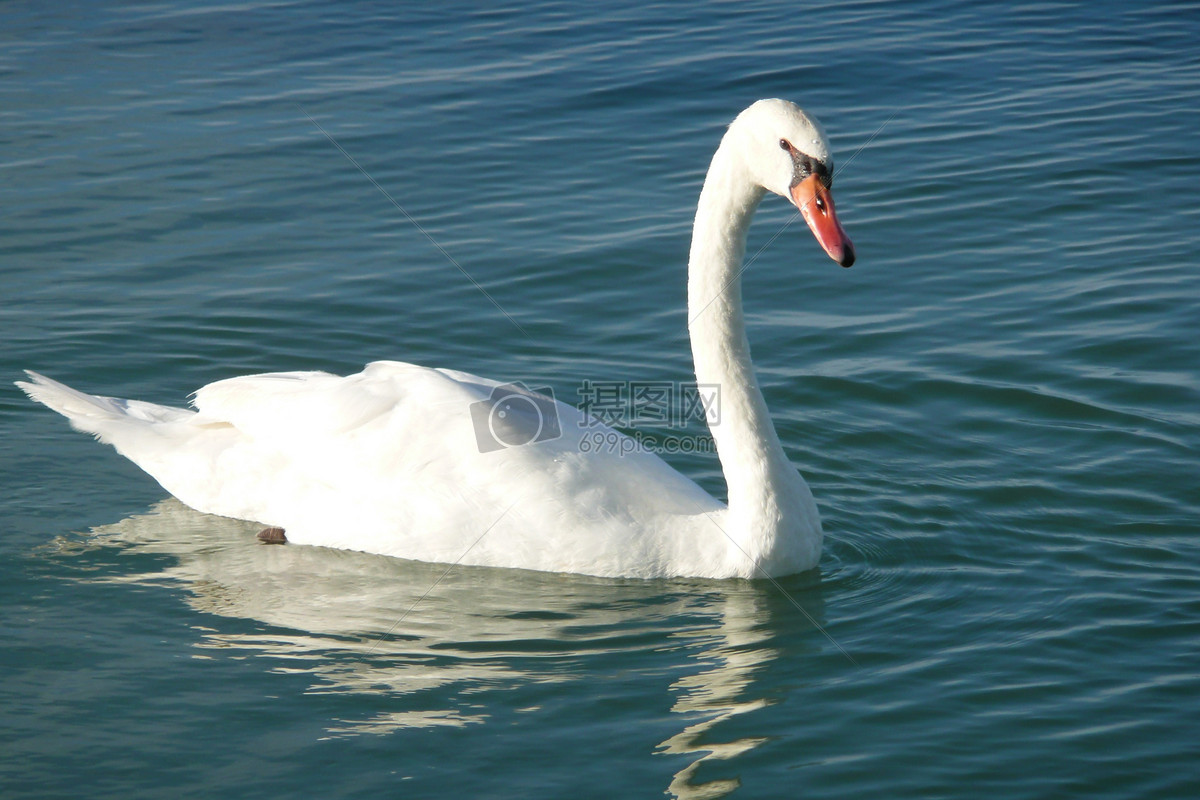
[2,1,1198,797]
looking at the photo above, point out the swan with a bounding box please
[18,99,854,579]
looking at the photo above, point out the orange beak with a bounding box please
[790,174,855,268]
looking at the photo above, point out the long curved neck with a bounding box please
[687,137,820,568]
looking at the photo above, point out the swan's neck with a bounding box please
[687,140,821,572]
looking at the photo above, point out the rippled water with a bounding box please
[3,1,1199,798]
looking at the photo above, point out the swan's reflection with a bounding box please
[661,589,776,799]
[56,499,826,796]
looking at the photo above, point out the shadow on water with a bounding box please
[44,499,831,799]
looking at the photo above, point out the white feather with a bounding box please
[19,99,846,579]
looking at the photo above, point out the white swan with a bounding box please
[19,99,854,579]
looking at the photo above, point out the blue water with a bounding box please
[3,1,1199,797]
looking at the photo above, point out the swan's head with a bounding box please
[732,99,855,268]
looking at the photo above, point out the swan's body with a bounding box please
[19,99,854,579]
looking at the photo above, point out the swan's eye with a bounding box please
[779,138,791,151]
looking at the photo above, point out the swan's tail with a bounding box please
[16,371,197,446]
[17,371,255,522]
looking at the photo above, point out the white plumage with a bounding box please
[19,99,854,579]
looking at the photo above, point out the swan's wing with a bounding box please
[189,361,693,498]
[194,366,409,439]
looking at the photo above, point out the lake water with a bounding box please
[2,1,1198,797]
